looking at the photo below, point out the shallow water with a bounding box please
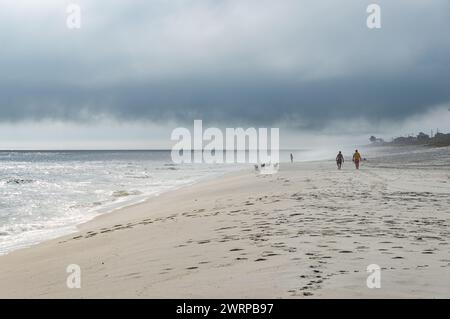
[0,150,240,255]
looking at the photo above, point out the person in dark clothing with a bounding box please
[336,151,344,170]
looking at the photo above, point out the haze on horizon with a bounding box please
[1,0,450,149]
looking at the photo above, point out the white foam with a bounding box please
[0,151,241,255]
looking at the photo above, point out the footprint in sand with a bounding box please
[85,232,98,238]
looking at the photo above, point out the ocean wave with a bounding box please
[124,173,151,179]
[111,190,143,198]
[2,223,46,234]
[0,150,239,255]
[5,178,35,185]
[69,201,103,210]
[156,166,178,170]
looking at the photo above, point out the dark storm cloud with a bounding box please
[1,0,450,128]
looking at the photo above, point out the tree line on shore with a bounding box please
[370,131,450,147]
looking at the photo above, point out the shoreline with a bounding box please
[75,167,248,234]
[0,159,449,298]
[0,165,245,257]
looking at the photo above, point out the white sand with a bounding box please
[0,159,449,298]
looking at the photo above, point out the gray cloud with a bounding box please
[1,0,449,129]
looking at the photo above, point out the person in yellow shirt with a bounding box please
[352,150,362,169]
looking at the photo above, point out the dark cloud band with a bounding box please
[1,0,449,128]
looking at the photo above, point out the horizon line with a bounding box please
[0,148,313,152]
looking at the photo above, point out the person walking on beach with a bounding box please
[290,153,294,163]
[336,151,344,170]
[352,150,362,169]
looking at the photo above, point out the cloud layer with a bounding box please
[1,0,449,128]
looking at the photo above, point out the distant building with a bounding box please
[417,132,430,141]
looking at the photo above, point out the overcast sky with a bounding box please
[1,0,449,148]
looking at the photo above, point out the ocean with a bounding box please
[0,150,242,255]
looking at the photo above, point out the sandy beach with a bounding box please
[0,155,449,298]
